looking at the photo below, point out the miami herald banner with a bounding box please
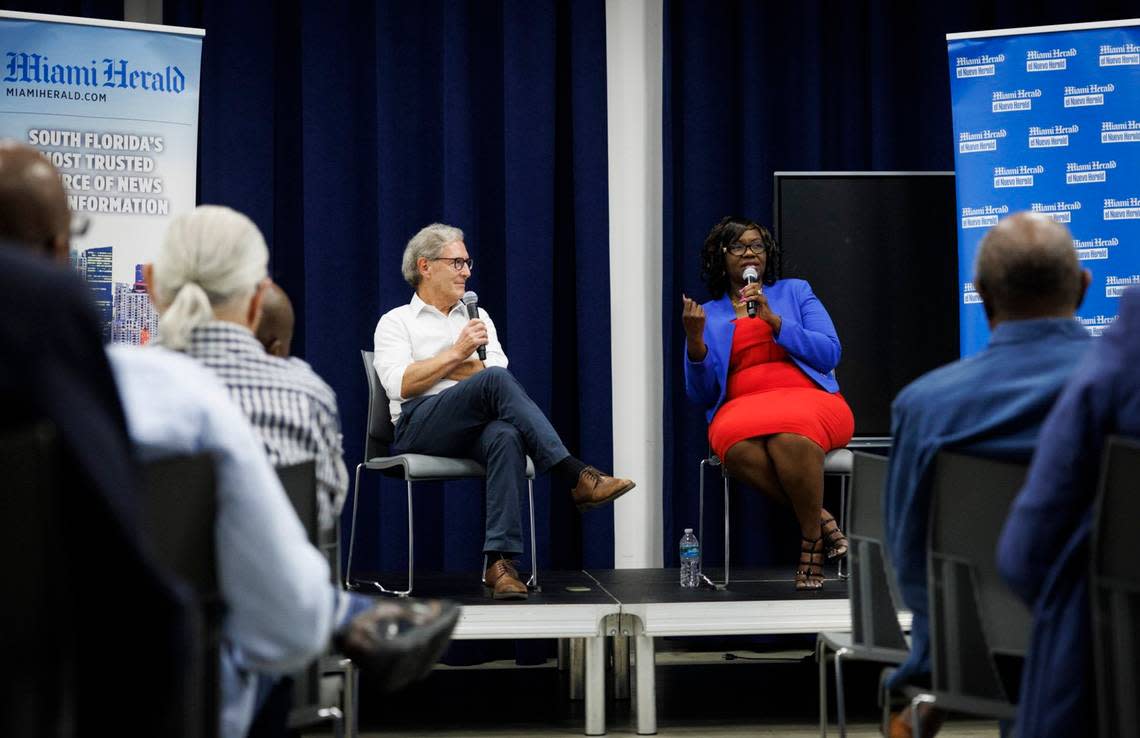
[0,10,203,344]
[948,19,1140,355]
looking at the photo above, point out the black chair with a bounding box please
[900,451,1030,736]
[1,422,71,737]
[277,460,353,738]
[138,453,220,738]
[1090,436,1140,738]
[345,349,537,596]
[816,451,910,737]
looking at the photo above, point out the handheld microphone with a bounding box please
[461,291,486,360]
[742,266,759,319]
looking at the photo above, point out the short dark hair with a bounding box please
[699,216,781,298]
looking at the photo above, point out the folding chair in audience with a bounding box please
[138,453,220,738]
[1090,436,1140,738]
[698,447,853,589]
[277,460,354,738]
[890,451,1030,737]
[816,451,910,738]
[345,350,538,596]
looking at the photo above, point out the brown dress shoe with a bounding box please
[483,558,528,600]
[570,466,636,511]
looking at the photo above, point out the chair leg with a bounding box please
[910,693,936,738]
[527,479,539,590]
[838,473,850,580]
[698,458,707,569]
[723,472,730,588]
[817,638,829,738]
[835,647,850,738]
[344,463,365,588]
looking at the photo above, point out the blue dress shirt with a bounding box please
[883,318,1091,687]
[108,345,355,738]
[997,288,1140,738]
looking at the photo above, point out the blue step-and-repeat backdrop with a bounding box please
[948,19,1140,355]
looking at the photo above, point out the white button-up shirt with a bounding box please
[373,292,509,423]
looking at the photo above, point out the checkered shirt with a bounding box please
[184,321,348,532]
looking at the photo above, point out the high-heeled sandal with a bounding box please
[795,535,825,591]
[821,510,848,560]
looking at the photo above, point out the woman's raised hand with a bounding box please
[682,294,708,360]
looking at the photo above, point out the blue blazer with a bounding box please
[683,278,841,424]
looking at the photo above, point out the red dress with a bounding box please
[707,316,854,459]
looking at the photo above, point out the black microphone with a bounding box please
[742,266,759,318]
[461,290,486,361]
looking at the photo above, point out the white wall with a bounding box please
[605,0,664,568]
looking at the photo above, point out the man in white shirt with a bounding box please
[374,223,636,599]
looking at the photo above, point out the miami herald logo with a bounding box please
[4,51,185,93]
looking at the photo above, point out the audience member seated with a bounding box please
[144,205,347,535]
[996,285,1140,738]
[0,141,457,738]
[0,244,187,734]
[682,216,853,590]
[373,222,636,599]
[882,212,1092,738]
[255,281,295,358]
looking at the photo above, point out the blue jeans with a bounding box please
[393,367,570,554]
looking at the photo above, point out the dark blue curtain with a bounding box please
[662,0,1137,567]
[162,0,615,577]
[2,1,121,19]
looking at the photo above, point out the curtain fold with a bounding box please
[163,0,614,580]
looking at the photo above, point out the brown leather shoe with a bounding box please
[483,558,528,600]
[570,466,636,511]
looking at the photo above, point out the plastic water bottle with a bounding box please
[679,528,701,588]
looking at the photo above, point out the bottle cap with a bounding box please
[684,528,693,534]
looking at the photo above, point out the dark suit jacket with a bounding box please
[0,246,187,736]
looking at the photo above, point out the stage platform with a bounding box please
[351,566,907,735]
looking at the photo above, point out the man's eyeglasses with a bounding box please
[430,257,474,272]
[723,240,767,257]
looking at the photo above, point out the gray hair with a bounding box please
[401,223,464,287]
[974,212,1082,319]
[151,204,269,349]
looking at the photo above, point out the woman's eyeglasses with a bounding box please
[723,241,766,257]
[430,257,474,272]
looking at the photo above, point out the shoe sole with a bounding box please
[484,584,528,600]
[575,480,636,512]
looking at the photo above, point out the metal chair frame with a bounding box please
[345,350,538,597]
[896,451,1030,733]
[816,451,910,738]
[697,447,854,589]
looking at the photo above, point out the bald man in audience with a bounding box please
[0,140,187,735]
[882,212,1092,738]
[256,281,295,358]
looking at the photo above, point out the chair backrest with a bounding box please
[275,460,331,711]
[929,451,1029,702]
[846,451,908,651]
[278,460,319,547]
[361,349,395,459]
[1091,436,1140,737]
[139,454,220,738]
[1,421,71,736]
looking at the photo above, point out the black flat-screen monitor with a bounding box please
[773,172,960,438]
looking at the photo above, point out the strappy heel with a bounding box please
[795,535,825,591]
[821,509,848,560]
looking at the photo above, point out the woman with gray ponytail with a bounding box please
[147,203,351,535]
[146,204,269,350]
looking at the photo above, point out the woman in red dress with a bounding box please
[682,217,854,590]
